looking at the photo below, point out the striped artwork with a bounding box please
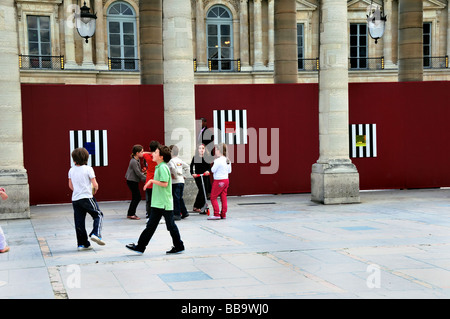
[213,109,247,144]
[69,130,108,166]
[349,124,377,158]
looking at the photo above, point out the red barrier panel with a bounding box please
[21,82,450,205]
[21,84,165,204]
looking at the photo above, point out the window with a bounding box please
[107,2,138,70]
[206,5,233,71]
[349,23,368,69]
[27,16,51,69]
[297,24,304,70]
[423,22,431,68]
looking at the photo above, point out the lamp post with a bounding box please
[76,1,97,43]
[367,0,387,44]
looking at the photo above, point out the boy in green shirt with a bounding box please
[126,145,184,254]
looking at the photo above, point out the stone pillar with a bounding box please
[274,0,298,83]
[81,0,95,69]
[239,0,251,71]
[0,0,30,219]
[311,0,360,205]
[253,0,264,70]
[163,0,196,163]
[383,0,396,68]
[268,0,275,70]
[94,0,108,70]
[140,0,163,84]
[195,0,208,71]
[398,0,423,82]
[64,0,77,69]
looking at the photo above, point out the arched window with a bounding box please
[107,2,138,70]
[206,5,233,71]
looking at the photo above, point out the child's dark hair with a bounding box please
[159,145,172,163]
[72,148,89,165]
[149,140,160,152]
[131,144,144,158]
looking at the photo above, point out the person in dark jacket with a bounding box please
[190,144,211,213]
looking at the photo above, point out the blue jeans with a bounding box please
[172,183,188,217]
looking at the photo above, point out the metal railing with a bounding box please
[208,59,241,72]
[424,56,448,69]
[108,57,139,71]
[349,57,384,70]
[19,55,64,70]
[298,58,320,71]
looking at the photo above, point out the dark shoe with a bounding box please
[166,246,184,254]
[173,214,181,221]
[181,212,189,219]
[126,243,144,254]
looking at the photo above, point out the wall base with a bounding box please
[0,168,30,219]
[311,161,360,205]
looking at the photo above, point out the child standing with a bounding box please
[190,144,211,213]
[68,148,105,250]
[125,144,147,220]
[168,145,190,220]
[142,141,160,219]
[208,143,232,220]
[126,145,185,254]
[0,187,9,253]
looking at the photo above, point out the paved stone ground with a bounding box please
[1,188,450,300]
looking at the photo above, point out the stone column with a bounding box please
[94,0,108,70]
[383,0,396,68]
[274,0,297,83]
[239,0,251,71]
[253,0,264,70]
[81,0,95,69]
[195,0,208,71]
[163,0,196,163]
[311,0,360,204]
[140,0,163,84]
[64,0,77,69]
[268,0,275,70]
[0,0,30,219]
[398,0,423,82]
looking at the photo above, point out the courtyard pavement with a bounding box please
[1,188,450,301]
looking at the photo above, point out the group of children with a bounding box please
[67,140,231,255]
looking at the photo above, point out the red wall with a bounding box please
[21,82,450,205]
[21,84,164,204]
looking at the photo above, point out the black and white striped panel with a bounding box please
[69,130,108,166]
[349,124,377,158]
[213,110,247,145]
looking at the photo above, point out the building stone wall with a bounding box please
[13,0,450,85]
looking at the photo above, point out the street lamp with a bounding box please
[76,1,97,43]
[367,0,387,44]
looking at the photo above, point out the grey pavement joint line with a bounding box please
[338,248,435,289]
[38,236,69,298]
[262,252,347,294]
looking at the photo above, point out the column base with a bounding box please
[311,160,360,205]
[0,168,30,219]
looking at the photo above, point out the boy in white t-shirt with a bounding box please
[68,148,105,250]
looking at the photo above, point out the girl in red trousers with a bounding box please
[208,143,232,220]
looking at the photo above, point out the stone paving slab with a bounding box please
[0,189,450,300]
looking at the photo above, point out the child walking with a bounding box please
[0,187,10,253]
[68,148,105,250]
[125,144,147,220]
[168,145,190,220]
[208,143,232,220]
[142,141,160,219]
[126,145,185,254]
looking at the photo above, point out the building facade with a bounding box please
[15,0,450,85]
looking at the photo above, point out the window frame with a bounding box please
[349,23,368,70]
[206,5,234,72]
[106,1,138,71]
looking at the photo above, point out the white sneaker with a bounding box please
[207,216,221,220]
[90,234,106,246]
[77,245,92,251]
